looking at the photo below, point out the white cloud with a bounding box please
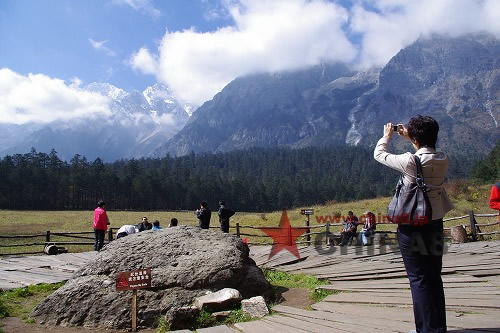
[351,0,500,69]
[88,38,117,57]
[131,0,500,105]
[0,68,111,125]
[111,0,160,19]
[132,0,356,104]
[130,48,157,75]
[69,77,83,88]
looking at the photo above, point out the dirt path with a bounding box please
[280,288,316,309]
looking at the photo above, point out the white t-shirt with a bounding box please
[117,225,138,235]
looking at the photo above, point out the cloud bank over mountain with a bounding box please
[131,0,500,105]
[0,68,111,125]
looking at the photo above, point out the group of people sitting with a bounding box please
[339,210,377,246]
[116,216,179,239]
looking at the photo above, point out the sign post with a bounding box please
[116,268,152,332]
[300,209,314,243]
[132,289,137,331]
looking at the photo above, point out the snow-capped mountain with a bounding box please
[0,83,194,161]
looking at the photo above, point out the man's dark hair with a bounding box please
[201,201,208,208]
[97,200,105,208]
[348,211,353,215]
[153,220,160,227]
[170,218,178,226]
[219,200,225,206]
[407,115,439,149]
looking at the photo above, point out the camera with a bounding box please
[393,125,398,132]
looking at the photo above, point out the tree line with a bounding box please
[0,146,401,211]
[468,142,500,183]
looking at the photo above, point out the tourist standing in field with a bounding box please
[218,200,235,233]
[196,201,211,229]
[93,200,109,251]
[374,115,454,333]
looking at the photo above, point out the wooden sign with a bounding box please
[116,268,151,292]
[301,209,314,215]
[116,268,152,332]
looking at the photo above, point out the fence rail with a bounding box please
[1,211,498,255]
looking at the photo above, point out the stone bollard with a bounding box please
[450,225,467,243]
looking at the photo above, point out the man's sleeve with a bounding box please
[489,186,500,210]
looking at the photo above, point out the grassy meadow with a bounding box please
[0,182,498,255]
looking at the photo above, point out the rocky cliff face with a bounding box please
[352,34,499,156]
[155,34,499,161]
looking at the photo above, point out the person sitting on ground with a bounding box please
[218,200,235,233]
[357,211,376,246]
[138,216,153,232]
[196,201,212,229]
[340,211,358,246]
[168,218,178,227]
[116,224,138,239]
[152,220,162,230]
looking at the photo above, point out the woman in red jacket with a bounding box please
[93,200,109,251]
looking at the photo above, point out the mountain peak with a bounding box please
[85,82,128,100]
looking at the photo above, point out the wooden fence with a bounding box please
[0,211,498,255]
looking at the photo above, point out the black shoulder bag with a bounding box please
[386,155,432,226]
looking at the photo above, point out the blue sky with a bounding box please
[0,0,498,125]
[0,0,234,92]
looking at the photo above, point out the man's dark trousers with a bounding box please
[220,219,229,233]
[94,228,105,251]
[397,219,446,333]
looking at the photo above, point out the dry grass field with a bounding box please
[0,182,498,255]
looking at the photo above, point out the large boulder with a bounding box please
[30,226,271,329]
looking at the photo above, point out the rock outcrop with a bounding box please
[30,226,271,329]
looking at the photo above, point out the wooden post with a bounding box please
[325,221,330,245]
[132,289,137,332]
[45,230,51,244]
[305,215,311,243]
[108,228,113,242]
[236,223,240,238]
[469,210,477,241]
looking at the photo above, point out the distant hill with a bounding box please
[155,34,499,173]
